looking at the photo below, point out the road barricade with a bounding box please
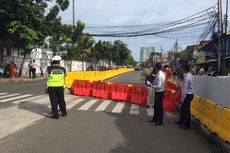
[211,106,230,143]
[91,81,111,99]
[111,83,130,102]
[72,80,91,96]
[163,98,176,112]
[198,99,218,131]
[129,85,148,106]
[163,88,176,112]
[191,95,201,120]
[170,86,182,105]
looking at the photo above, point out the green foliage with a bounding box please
[91,39,136,66]
[0,0,136,68]
[0,0,70,52]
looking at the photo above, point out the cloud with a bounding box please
[58,0,229,61]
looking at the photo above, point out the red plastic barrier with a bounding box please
[72,80,91,96]
[130,85,148,106]
[91,81,110,99]
[111,83,130,102]
[170,86,182,105]
[163,89,176,112]
[163,98,176,112]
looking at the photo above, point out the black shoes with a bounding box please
[49,115,59,119]
[154,122,163,126]
[148,119,156,123]
[175,121,190,129]
[62,112,68,117]
[148,119,163,125]
[175,121,183,125]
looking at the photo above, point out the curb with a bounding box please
[0,78,44,83]
[191,119,230,153]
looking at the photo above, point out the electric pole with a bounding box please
[217,0,223,75]
[222,0,228,75]
[73,0,75,27]
[161,46,163,62]
[70,0,75,72]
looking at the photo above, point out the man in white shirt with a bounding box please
[175,63,194,129]
[148,63,166,125]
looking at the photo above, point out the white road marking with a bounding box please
[95,100,111,112]
[0,94,33,103]
[165,112,176,118]
[0,93,8,96]
[13,95,47,104]
[147,108,154,116]
[66,98,85,109]
[0,94,20,100]
[0,106,44,140]
[78,99,98,110]
[130,104,140,115]
[112,102,125,113]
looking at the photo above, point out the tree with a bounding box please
[0,0,70,76]
[64,20,95,71]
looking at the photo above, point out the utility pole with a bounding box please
[222,0,228,75]
[217,0,223,75]
[161,46,163,62]
[70,0,75,72]
[224,0,228,34]
[73,0,75,27]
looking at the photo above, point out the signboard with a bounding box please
[197,55,205,64]
[196,51,206,64]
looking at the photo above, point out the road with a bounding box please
[0,71,217,153]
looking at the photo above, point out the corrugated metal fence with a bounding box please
[193,75,230,108]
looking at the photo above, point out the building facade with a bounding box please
[140,47,155,62]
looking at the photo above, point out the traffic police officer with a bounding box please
[46,55,67,119]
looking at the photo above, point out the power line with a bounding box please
[83,7,217,39]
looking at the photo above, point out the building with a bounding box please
[140,47,155,62]
[30,48,53,61]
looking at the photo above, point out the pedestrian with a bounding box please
[45,55,67,119]
[175,63,194,129]
[2,63,8,78]
[9,61,16,78]
[28,60,32,78]
[148,62,166,125]
[31,59,38,78]
[146,66,156,108]
[40,62,44,77]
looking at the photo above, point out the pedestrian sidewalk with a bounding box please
[0,77,44,83]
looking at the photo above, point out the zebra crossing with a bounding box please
[0,92,177,140]
[0,92,177,117]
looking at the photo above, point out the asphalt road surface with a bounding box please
[0,71,217,153]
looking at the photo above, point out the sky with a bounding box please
[56,0,230,61]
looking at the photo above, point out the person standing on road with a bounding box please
[28,60,32,78]
[31,60,38,79]
[175,63,194,129]
[148,62,166,125]
[146,66,156,108]
[45,55,67,119]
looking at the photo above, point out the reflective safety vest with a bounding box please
[47,69,65,87]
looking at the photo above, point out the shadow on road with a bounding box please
[105,111,216,153]
[17,101,50,116]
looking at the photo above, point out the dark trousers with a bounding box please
[32,68,36,78]
[153,91,164,123]
[29,68,32,78]
[178,94,194,127]
[48,87,67,117]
